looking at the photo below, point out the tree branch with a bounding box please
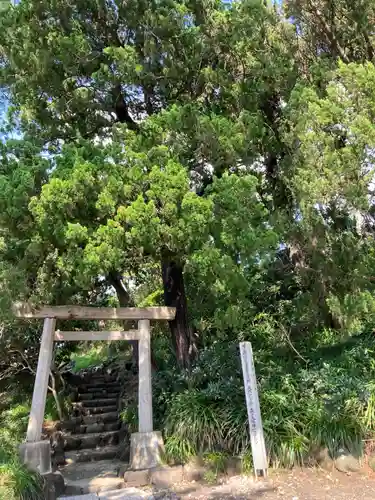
[107,271,131,307]
[111,84,139,130]
[9,349,36,374]
[309,1,349,62]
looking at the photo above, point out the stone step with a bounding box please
[73,406,118,416]
[73,399,118,408]
[77,380,119,389]
[82,422,121,434]
[64,421,122,436]
[65,445,124,464]
[79,384,122,392]
[60,412,119,432]
[82,412,120,425]
[79,393,120,401]
[61,459,123,482]
[87,377,119,384]
[64,430,121,451]
[64,477,124,495]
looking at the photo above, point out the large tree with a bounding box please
[0,0,221,365]
[286,0,375,64]
[2,0,375,368]
[0,0,296,365]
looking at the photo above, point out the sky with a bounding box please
[0,97,7,140]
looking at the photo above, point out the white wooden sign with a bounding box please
[240,342,268,476]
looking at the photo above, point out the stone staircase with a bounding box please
[53,369,131,496]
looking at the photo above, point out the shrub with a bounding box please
[241,448,253,474]
[159,337,375,467]
[0,403,30,461]
[203,470,217,484]
[164,435,196,464]
[165,389,223,452]
[204,451,227,474]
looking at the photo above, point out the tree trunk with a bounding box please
[161,259,194,369]
[107,271,139,367]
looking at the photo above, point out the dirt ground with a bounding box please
[172,468,375,500]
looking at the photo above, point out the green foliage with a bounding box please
[241,449,253,475]
[44,396,59,422]
[44,393,70,422]
[70,344,110,373]
[0,402,30,461]
[0,460,44,500]
[160,336,375,467]
[0,399,43,500]
[202,470,217,485]
[1,0,375,355]
[120,405,138,435]
[286,0,375,65]
[204,451,227,474]
[165,389,223,452]
[3,0,375,477]
[164,435,196,464]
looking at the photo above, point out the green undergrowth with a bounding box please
[44,393,70,422]
[0,461,44,500]
[120,404,138,434]
[0,381,84,498]
[155,333,375,468]
[70,343,111,372]
[0,398,44,499]
[70,341,133,373]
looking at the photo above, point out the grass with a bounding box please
[0,398,44,500]
[165,435,196,464]
[204,451,227,473]
[0,460,44,500]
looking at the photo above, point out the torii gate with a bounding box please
[13,303,176,475]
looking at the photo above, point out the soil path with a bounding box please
[173,468,375,500]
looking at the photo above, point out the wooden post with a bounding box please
[26,318,56,442]
[138,319,153,433]
[240,342,267,477]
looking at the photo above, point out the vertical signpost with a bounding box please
[240,341,268,477]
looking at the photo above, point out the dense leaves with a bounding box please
[157,335,375,465]
[2,0,375,484]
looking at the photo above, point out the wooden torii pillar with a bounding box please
[14,303,176,474]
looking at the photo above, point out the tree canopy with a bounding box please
[1,0,375,370]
